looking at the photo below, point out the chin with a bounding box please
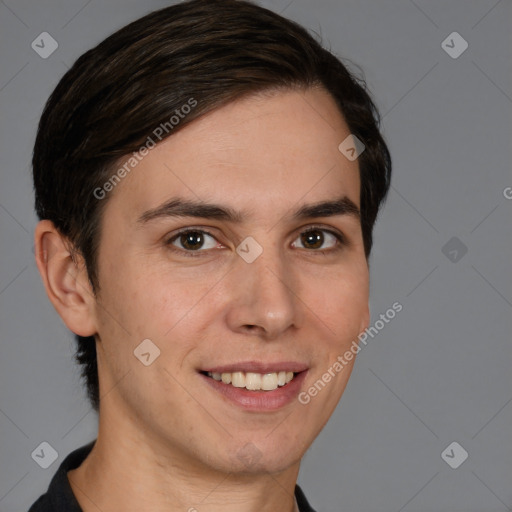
[221,437,306,475]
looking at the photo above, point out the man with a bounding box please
[30,0,391,510]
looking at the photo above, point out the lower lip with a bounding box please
[199,371,308,412]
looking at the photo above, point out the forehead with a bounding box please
[103,88,361,226]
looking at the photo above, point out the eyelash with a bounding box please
[164,225,347,258]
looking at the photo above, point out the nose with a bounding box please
[224,246,302,340]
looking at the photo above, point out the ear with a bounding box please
[34,220,97,337]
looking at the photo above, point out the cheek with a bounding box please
[313,265,369,339]
[99,256,211,339]
[303,271,368,410]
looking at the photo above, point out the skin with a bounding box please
[35,87,370,512]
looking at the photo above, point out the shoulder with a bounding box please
[27,441,95,512]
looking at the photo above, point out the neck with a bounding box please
[68,403,301,512]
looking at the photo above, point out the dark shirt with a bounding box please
[29,441,317,512]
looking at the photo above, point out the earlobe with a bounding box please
[34,220,97,337]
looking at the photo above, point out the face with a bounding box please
[91,87,369,475]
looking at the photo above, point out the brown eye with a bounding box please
[292,228,343,251]
[180,231,204,250]
[168,229,219,252]
[301,230,324,249]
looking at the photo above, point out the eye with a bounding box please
[167,229,221,253]
[165,226,345,258]
[291,227,344,252]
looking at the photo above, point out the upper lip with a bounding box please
[200,361,309,374]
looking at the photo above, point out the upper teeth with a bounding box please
[206,371,295,391]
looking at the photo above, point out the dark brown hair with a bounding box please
[33,0,391,411]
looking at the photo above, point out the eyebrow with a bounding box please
[136,195,360,225]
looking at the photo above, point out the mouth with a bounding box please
[200,370,299,392]
[198,364,309,411]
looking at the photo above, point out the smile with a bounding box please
[205,370,296,391]
[198,362,309,410]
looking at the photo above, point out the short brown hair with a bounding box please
[33,0,391,411]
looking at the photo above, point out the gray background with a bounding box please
[0,0,511,510]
